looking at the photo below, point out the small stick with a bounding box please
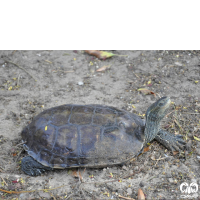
[45,60,52,64]
[155,155,161,166]
[174,119,183,132]
[66,193,74,200]
[165,110,175,118]
[15,141,26,147]
[0,167,4,172]
[1,177,8,186]
[0,184,66,194]
[116,54,128,57]
[5,60,37,82]
[182,112,200,115]
[49,192,56,200]
[118,194,135,200]
[151,156,169,161]
[52,69,74,73]
[17,73,20,87]
[80,187,87,200]
[15,149,23,163]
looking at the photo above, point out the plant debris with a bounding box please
[85,50,127,60]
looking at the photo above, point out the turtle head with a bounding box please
[145,97,171,143]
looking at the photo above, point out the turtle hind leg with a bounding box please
[21,156,52,176]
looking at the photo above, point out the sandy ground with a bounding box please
[0,50,200,199]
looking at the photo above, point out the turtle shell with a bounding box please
[22,104,145,169]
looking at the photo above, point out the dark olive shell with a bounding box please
[22,104,145,168]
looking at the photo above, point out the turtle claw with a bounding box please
[155,129,185,152]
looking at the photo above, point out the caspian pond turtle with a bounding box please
[21,97,185,176]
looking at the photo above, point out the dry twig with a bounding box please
[118,194,135,200]
[1,177,8,186]
[5,60,37,82]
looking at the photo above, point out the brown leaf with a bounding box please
[172,151,179,155]
[72,170,83,181]
[96,65,111,72]
[85,50,115,60]
[138,88,156,96]
[138,188,145,200]
[143,146,150,153]
[12,153,17,157]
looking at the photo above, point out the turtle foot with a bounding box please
[21,156,52,176]
[155,129,186,152]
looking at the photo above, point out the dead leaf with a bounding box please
[143,146,150,153]
[109,173,113,178]
[172,151,179,156]
[96,65,111,72]
[71,170,83,181]
[85,50,127,60]
[194,136,200,141]
[85,50,114,60]
[138,188,145,200]
[138,88,156,96]
[12,153,17,157]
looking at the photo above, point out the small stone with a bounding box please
[168,178,174,183]
[129,170,133,174]
[195,148,200,155]
[127,188,132,195]
[78,81,84,86]
[122,165,128,170]
[165,156,173,161]
[197,155,200,161]
[139,181,146,187]
[24,114,31,120]
[175,62,182,66]
[186,140,192,151]
[154,78,161,84]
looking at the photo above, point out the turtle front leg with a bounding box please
[21,156,52,176]
[155,129,185,152]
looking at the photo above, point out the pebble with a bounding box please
[196,148,200,155]
[78,81,84,86]
[127,188,132,195]
[197,156,200,162]
[134,166,139,171]
[175,62,182,66]
[168,178,174,183]
[122,165,128,170]
[186,140,192,151]
[24,114,31,120]
[139,181,146,187]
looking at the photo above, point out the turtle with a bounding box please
[21,97,185,176]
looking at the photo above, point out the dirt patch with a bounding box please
[0,50,200,199]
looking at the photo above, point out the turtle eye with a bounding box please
[158,102,164,106]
